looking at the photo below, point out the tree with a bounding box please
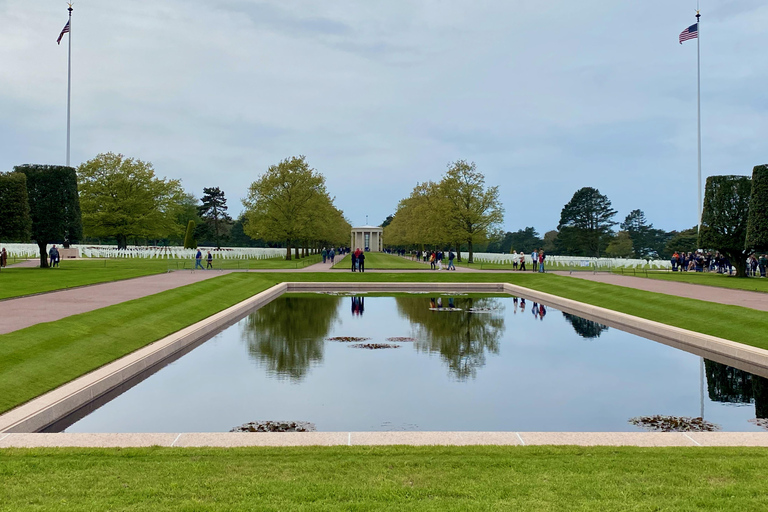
[198,187,233,249]
[557,187,617,257]
[77,153,185,249]
[0,172,32,243]
[605,231,634,258]
[505,227,542,254]
[243,156,331,260]
[542,230,559,254]
[746,164,768,253]
[14,164,82,268]
[620,209,670,258]
[699,175,752,277]
[664,227,699,256]
[440,160,504,263]
[381,214,394,228]
[183,220,197,249]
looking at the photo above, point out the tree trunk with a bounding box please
[467,239,474,264]
[733,257,748,278]
[455,242,462,262]
[38,241,49,268]
[294,246,299,259]
[116,234,127,250]
[285,243,292,261]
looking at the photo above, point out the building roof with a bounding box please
[351,225,383,230]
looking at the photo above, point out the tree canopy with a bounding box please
[77,153,185,249]
[699,175,752,277]
[198,187,233,249]
[242,156,349,259]
[14,164,82,267]
[557,187,617,257]
[0,172,31,243]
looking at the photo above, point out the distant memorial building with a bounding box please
[351,225,383,252]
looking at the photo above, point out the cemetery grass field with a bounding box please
[3,446,768,511]
[3,272,768,415]
[332,252,427,269]
[0,255,321,300]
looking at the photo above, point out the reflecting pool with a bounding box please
[56,294,768,433]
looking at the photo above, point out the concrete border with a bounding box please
[3,281,768,443]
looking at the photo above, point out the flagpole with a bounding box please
[696,10,702,232]
[66,3,73,167]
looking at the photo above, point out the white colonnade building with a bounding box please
[350,225,383,252]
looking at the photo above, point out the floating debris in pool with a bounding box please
[327,336,371,342]
[629,415,720,432]
[429,308,463,312]
[386,337,415,342]
[230,421,316,432]
[467,307,499,313]
[349,343,401,349]
[749,418,768,430]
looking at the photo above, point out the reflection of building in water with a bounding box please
[351,296,365,316]
[705,360,768,419]
[561,312,609,339]
[395,296,505,380]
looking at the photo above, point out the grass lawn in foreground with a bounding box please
[2,446,768,511]
[332,252,427,269]
[0,255,321,300]
[4,272,768,415]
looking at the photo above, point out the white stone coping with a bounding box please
[2,281,768,441]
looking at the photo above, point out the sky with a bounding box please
[1,0,766,236]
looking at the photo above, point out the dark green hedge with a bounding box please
[0,172,31,242]
[745,164,768,252]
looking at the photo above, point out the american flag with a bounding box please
[679,23,698,44]
[57,20,70,45]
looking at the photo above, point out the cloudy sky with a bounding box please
[1,0,766,235]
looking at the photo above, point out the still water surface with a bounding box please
[61,294,768,432]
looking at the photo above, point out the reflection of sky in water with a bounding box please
[64,296,767,433]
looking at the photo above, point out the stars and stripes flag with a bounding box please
[679,23,698,44]
[57,20,70,45]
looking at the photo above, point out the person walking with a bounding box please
[206,251,213,269]
[329,248,335,264]
[195,248,205,270]
[518,251,526,271]
[49,244,60,268]
[538,249,546,273]
[447,249,456,270]
[1,247,7,268]
[351,250,358,272]
[429,251,436,270]
[531,249,538,272]
[322,247,328,264]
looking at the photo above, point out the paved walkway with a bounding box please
[556,271,768,312]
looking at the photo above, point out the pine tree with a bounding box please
[557,187,617,257]
[198,187,232,249]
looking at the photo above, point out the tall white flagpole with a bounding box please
[696,10,702,232]
[66,3,73,167]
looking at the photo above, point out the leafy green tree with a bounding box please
[172,193,202,245]
[542,230,559,254]
[14,164,82,268]
[198,187,233,249]
[77,153,185,249]
[505,227,543,254]
[746,164,768,253]
[440,160,504,263]
[183,220,197,249]
[0,172,32,243]
[381,214,394,228]
[620,209,670,258]
[562,313,609,339]
[699,175,752,277]
[664,227,699,256]
[605,231,634,258]
[243,156,330,260]
[557,187,617,257]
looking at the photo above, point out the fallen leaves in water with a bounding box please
[349,343,401,350]
[327,336,371,342]
[629,415,720,432]
[386,337,415,342]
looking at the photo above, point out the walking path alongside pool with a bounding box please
[556,272,768,312]
[2,431,767,448]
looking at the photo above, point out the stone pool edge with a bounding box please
[2,281,768,445]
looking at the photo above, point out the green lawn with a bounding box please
[0,255,321,300]
[614,269,768,294]
[332,252,427,269]
[2,446,768,511]
[4,272,768,415]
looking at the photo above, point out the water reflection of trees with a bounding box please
[705,360,768,418]
[561,313,609,339]
[241,296,341,381]
[396,297,505,381]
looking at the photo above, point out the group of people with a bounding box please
[512,296,547,320]
[671,250,768,277]
[350,248,366,272]
[509,249,546,273]
[321,247,337,264]
[194,249,214,270]
[412,250,457,271]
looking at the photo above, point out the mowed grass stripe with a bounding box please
[3,272,768,415]
[2,446,768,511]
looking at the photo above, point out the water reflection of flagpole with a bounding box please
[700,357,704,418]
